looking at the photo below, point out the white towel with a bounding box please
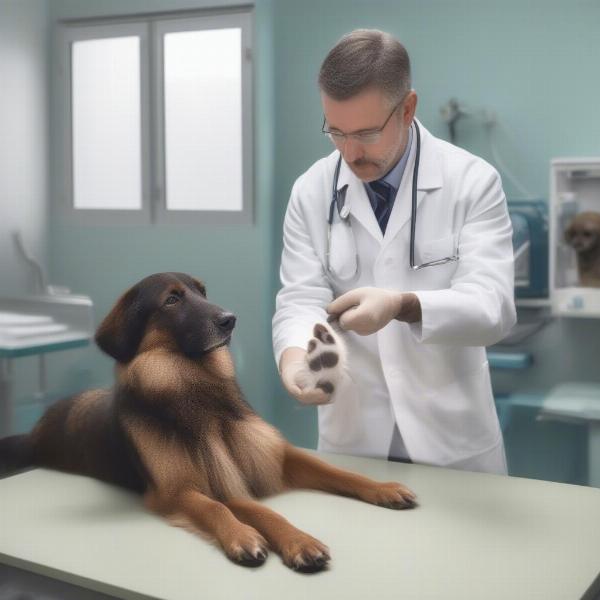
[0,312,54,326]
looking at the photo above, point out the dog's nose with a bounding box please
[216,312,236,332]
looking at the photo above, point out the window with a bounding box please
[59,10,253,225]
[72,34,143,211]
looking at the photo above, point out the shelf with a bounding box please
[487,351,532,370]
[552,287,600,318]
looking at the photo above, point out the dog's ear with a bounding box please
[191,277,206,297]
[564,221,576,244]
[171,272,206,297]
[95,286,148,363]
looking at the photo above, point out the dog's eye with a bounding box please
[164,294,180,306]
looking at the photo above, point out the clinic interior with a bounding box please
[2,0,600,488]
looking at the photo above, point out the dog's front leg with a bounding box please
[145,489,268,567]
[282,445,417,509]
[226,498,330,572]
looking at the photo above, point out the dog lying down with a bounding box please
[0,273,416,573]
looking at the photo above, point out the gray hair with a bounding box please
[318,29,411,105]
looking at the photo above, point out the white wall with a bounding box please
[0,0,50,433]
[0,0,49,295]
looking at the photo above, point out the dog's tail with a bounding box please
[0,434,34,478]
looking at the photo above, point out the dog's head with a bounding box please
[95,273,236,363]
[565,212,600,254]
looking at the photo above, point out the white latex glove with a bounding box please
[279,324,347,405]
[280,349,331,405]
[326,287,403,335]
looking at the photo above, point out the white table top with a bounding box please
[1,452,599,600]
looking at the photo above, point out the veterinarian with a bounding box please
[272,29,517,474]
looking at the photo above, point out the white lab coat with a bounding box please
[272,119,516,473]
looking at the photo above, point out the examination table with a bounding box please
[1,451,599,600]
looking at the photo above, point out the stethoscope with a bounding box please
[326,120,459,279]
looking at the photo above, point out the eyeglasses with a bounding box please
[322,99,403,146]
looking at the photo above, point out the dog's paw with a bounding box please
[280,532,331,573]
[224,524,269,567]
[359,482,418,510]
[302,323,347,397]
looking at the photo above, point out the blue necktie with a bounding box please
[368,179,395,234]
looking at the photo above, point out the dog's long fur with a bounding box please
[0,272,416,572]
[565,212,600,287]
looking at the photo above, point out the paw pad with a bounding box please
[313,323,336,344]
[298,322,346,397]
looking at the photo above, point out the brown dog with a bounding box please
[0,273,416,572]
[564,211,600,287]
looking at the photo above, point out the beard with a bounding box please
[349,150,399,182]
[348,134,408,182]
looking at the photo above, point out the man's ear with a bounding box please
[403,90,418,127]
[95,286,148,363]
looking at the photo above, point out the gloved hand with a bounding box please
[326,287,404,335]
[279,347,332,405]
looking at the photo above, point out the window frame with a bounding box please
[57,8,253,226]
[154,12,253,225]
[59,21,152,226]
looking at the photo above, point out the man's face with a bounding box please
[321,87,417,182]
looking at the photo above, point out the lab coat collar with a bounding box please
[335,119,443,245]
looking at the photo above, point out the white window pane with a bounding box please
[72,36,142,210]
[164,28,242,211]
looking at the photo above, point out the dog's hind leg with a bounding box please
[145,489,268,567]
[225,498,330,573]
[282,445,418,509]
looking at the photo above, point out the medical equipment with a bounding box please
[550,158,600,317]
[1,233,93,436]
[0,295,94,436]
[507,200,549,299]
[440,98,536,200]
[326,121,459,279]
[488,201,551,348]
[538,382,600,488]
[439,98,468,144]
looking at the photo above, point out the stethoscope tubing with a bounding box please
[409,120,421,270]
[327,120,421,277]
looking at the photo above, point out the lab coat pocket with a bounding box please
[327,221,359,282]
[419,234,457,264]
[318,373,364,446]
[424,360,500,462]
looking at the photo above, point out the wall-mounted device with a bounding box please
[508,200,549,300]
[492,200,550,350]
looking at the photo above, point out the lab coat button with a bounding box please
[385,258,394,267]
